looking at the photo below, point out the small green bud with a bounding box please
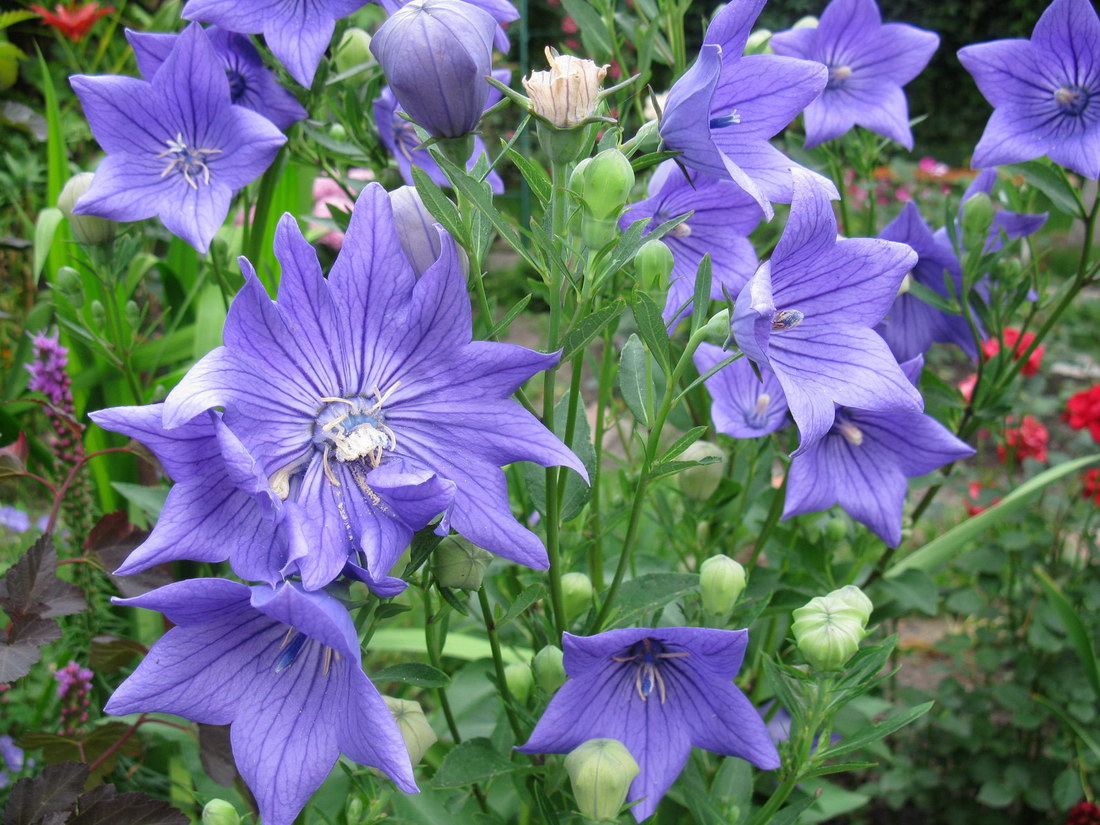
[151,384,168,402]
[345,797,365,824]
[621,119,660,156]
[828,584,873,625]
[89,299,106,328]
[384,696,437,765]
[533,644,567,694]
[54,266,84,308]
[564,738,640,822]
[791,594,867,671]
[745,28,773,54]
[504,661,534,704]
[431,536,493,591]
[962,192,994,244]
[678,440,726,501]
[578,149,635,221]
[561,571,594,621]
[793,15,819,28]
[824,517,848,542]
[201,799,240,825]
[124,299,141,330]
[58,172,115,246]
[334,27,374,76]
[635,238,675,291]
[699,554,746,615]
[701,308,731,343]
[329,123,348,142]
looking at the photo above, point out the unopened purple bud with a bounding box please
[390,186,444,277]
[371,0,497,139]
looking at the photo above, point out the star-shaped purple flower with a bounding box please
[784,357,975,545]
[622,161,762,325]
[126,26,307,130]
[106,579,417,825]
[69,24,286,254]
[181,0,367,87]
[373,70,509,195]
[731,168,922,454]
[517,628,778,822]
[694,343,789,438]
[958,0,1100,179]
[377,0,517,52]
[770,0,939,150]
[658,0,837,219]
[161,184,585,591]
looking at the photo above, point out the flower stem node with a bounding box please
[699,554,746,615]
[384,696,437,765]
[504,661,534,704]
[431,536,493,591]
[201,800,240,825]
[533,644,567,694]
[635,238,675,291]
[58,172,115,245]
[561,571,595,621]
[791,589,870,671]
[564,738,641,822]
[677,441,727,501]
[523,47,608,129]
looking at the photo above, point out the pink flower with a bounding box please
[310,169,374,249]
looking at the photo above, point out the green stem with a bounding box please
[478,588,525,741]
[588,324,617,590]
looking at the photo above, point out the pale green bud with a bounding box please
[791,594,867,671]
[745,28,773,54]
[561,571,594,621]
[533,644,567,694]
[89,299,106,328]
[578,149,635,220]
[431,536,493,591]
[345,797,365,824]
[962,192,994,245]
[54,266,84,308]
[334,28,374,76]
[384,696,437,765]
[124,299,141,330]
[569,158,592,194]
[824,517,848,542]
[329,123,348,142]
[58,172,115,246]
[504,661,534,704]
[201,799,240,825]
[635,238,674,291]
[678,440,726,501]
[701,308,731,343]
[699,554,746,614]
[827,584,873,625]
[793,15,819,28]
[564,738,640,822]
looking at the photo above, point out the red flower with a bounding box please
[1068,801,1100,825]
[31,2,113,42]
[959,373,978,403]
[982,328,1044,377]
[966,481,1001,516]
[997,415,1048,464]
[1082,469,1100,507]
[1065,384,1100,444]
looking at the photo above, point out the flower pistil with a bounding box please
[611,638,691,704]
[157,132,223,189]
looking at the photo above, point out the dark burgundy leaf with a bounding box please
[197,724,237,787]
[85,513,165,599]
[69,789,189,825]
[2,761,88,825]
[0,617,61,682]
[89,636,146,673]
[0,535,87,620]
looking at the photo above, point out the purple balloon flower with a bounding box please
[658,0,836,220]
[373,70,509,195]
[784,357,975,545]
[162,184,585,591]
[958,0,1100,179]
[731,168,922,454]
[106,579,416,825]
[377,0,517,52]
[517,628,779,822]
[181,0,367,87]
[622,160,762,324]
[125,26,307,130]
[371,0,497,139]
[694,343,789,438]
[69,24,286,254]
[770,0,939,150]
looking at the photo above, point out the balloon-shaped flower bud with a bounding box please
[635,238,674,291]
[701,308,731,342]
[390,185,444,277]
[201,800,241,825]
[561,571,594,621]
[699,554,746,615]
[523,46,608,129]
[824,517,848,542]
[384,696,438,765]
[678,441,726,501]
[791,593,867,671]
[577,149,635,221]
[962,192,994,248]
[334,28,374,77]
[54,266,84,308]
[793,15,819,28]
[829,585,873,625]
[745,29,773,54]
[58,173,115,245]
[564,738,640,822]
[533,644,567,694]
[432,536,493,591]
[504,661,534,704]
[370,0,497,139]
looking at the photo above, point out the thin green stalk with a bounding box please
[478,588,525,741]
[588,324,617,590]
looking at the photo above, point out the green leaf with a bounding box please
[561,298,624,361]
[371,662,451,688]
[877,568,939,615]
[0,10,39,29]
[504,145,552,205]
[605,572,699,627]
[32,207,63,282]
[660,426,708,462]
[1033,567,1100,701]
[630,150,681,174]
[800,760,877,779]
[631,289,671,373]
[520,391,596,521]
[489,294,532,339]
[907,278,960,315]
[1033,693,1100,760]
[110,482,169,520]
[430,738,525,789]
[368,628,530,663]
[648,456,717,481]
[689,255,714,335]
[618,333,651,426]
[886,454,1100,577]
[1002,160,1085,218]
[410,165,468,245]
[558,0,612,58]
[819,701,933,758]
[498,583,545,628]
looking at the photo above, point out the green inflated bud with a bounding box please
[745,28,773,54]
[962,192,994,246]
[504,661,534,704]
[57,172,115,246]
[89,299,106,328]
[384,696,437,765]
[578,149,635,221]
[346,797,365,824]
[678,441,726,501]
[533,644,567,694]
[201,800,240,825]
[561,571,594,621]
[635,238,674,291]
[699,554,746,615]
[828,584,873,625]
[431,536,493,591]
[54,266,84,308]
[334,27,373,76]
[701,308,731,343]
[565,738,640,822]
[124,300,141,330]
[824,517,848,542]
[791,593,867,671]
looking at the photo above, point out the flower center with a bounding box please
[1054,85,1090,116]
[226,69,247,103]
[771,308,804,331]
[709,109,741,129]
[155,132,223,190]
[827,65,853,89]
[611,638,690,704]
[746,393,771,429]
[837,421,863,446]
